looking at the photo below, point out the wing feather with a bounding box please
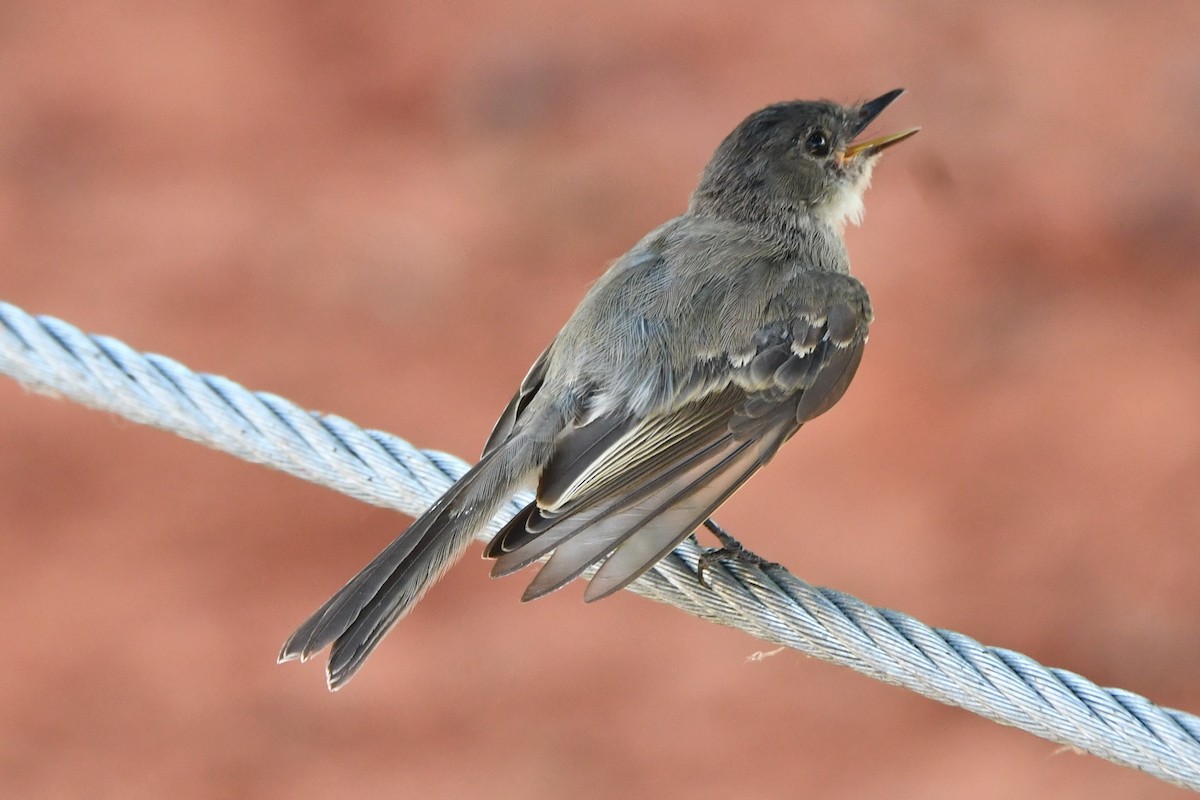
[517,436,755,597]
[483,300,869,602]
[481,343,553,457]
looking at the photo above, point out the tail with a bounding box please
[278,441,533,689]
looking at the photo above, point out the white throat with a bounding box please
[821,158,877,233]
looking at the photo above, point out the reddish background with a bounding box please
[2,3,1199,798]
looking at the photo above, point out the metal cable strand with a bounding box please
[1,298,1198,791]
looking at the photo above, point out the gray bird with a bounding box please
[280,89,917,689]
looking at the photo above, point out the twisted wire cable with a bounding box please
[1,298,1198,791]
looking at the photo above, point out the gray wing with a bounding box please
[481,342,554,457]
[484,300,868,602]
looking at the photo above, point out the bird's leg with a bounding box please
[696,518,781,583]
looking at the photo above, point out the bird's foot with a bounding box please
[696,518,781,584]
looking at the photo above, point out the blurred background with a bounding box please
[2,2,1199,798]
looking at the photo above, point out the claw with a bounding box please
[696,518,780,584]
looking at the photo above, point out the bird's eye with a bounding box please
[804,129,831,157]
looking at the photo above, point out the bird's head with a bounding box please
[692,89,918,234]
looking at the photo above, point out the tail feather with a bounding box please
[279,443,530,689]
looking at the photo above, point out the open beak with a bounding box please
[842,88,919,162]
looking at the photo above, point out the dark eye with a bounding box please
[803,129,831,157]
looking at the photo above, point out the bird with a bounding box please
[279,89,917,689]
